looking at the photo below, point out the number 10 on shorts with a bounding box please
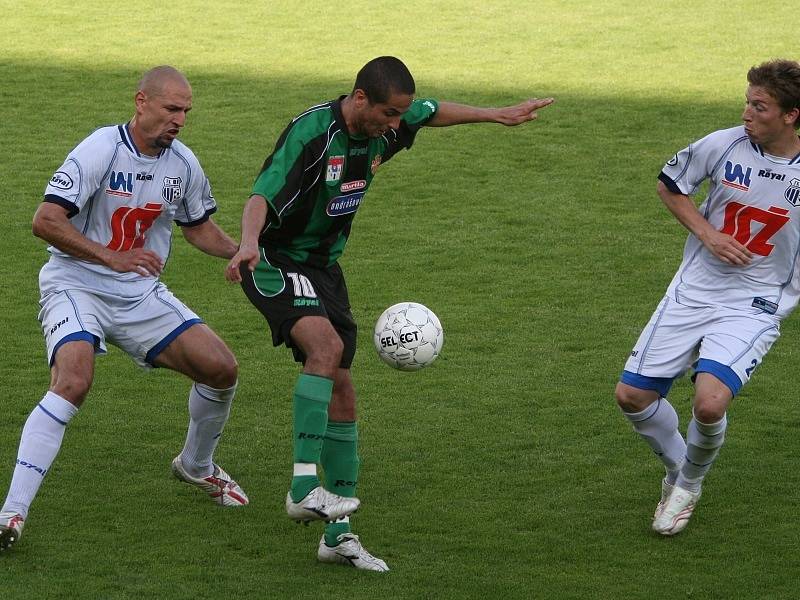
[287,273,316,298]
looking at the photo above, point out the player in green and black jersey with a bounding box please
[226,56,553,571]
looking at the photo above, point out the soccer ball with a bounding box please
[373,302,444,371]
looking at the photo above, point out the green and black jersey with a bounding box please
[252,96,439,268]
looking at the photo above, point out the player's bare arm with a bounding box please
[656,180,753,266]
[427,98,554,127]
[181,219,238,259]
[225,194,269,283]
[32,202,163,276]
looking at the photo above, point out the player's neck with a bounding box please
[128,118,161,157]
[761,132,800,159]
[339,95,359,137]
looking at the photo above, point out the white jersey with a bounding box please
[41,123,216,297]
[661,125,800,318]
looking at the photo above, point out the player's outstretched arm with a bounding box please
[32,202,163,276]
[426,98,554,127]
[225,195,269,283]
[181,219,238,259]
[657,180,752,266]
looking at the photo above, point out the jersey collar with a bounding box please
[119,122,164,158]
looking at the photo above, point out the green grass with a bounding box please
[2,1,800,598]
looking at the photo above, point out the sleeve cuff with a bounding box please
[43,194,79,218]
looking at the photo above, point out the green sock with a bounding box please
[321,421,359,546]
[290,373,333,502]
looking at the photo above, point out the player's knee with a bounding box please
[307,335,344,372]
[692,398,726,424]
[209,354,239,389]
[614,382,655,413]
[51,374,92,405]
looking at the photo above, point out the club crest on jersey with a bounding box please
[785,178,800,207]
[162,176,182,204]
[326,191,365,216]
[326,156,344,183]
[108,171,134,197]
[50,171,74,190]
[721,161,751,191]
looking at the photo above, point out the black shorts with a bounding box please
[240,250,357,368]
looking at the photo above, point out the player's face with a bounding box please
[742,85,797,148]
[135,80,193,153]
[354,90,414,138]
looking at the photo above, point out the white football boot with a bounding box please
[285,486,360,523]
[171,456,249,506]
[654,478,675,520]
[0,511,25,551]
[652,485,701,535]
[317,533,389,572]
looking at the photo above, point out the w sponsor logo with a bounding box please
[108,171,134,197]
[722,161,751,191]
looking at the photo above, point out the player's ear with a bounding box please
[353,89,369,108]
[134,90,147,113]
[786,107,800,127]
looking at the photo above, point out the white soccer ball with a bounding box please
[373,302,444,371]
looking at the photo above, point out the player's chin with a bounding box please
[156,133,178,148]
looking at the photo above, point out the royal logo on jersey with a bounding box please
[341,180,366,192]
[162,176,182,204]
[371,154,382,175]
[326,156,344,182]
[326,192,365,216]
[721,161,751,191]
[50,171,73,190]
[108,171,134,197]
[758,169,786,182]
[785,178,800,207]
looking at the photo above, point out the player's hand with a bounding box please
[106,248,164,277]
[494,97,554,126]
[225,244,260,283]
[700,230,753,265]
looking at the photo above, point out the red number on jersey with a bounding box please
[719,202,790,257]
[107,203,163,251]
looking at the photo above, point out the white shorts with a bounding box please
[622,296,780,396]
[38,282,202,368]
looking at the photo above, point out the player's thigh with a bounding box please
[153,323,238,388]
[108,283,206,370]
[39,289,109,366]
[696,309,780,396]
[623,296,711,379]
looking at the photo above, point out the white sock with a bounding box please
[623,397,687,483]
[178,382,236,478]
[677,413,727,493]
[2,392,78,518]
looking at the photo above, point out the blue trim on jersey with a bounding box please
[37,403,68,426]
[50,331,99,366]
[620,370,674,397]
[43,194,79,218]
[175,206,217,227]
[118,124,135,155]
[657,172,682,194]
[145,318,203,366]
[694,359,742,396]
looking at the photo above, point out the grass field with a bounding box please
[2,1,800,598]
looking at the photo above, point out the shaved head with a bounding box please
[137,65,191,97]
